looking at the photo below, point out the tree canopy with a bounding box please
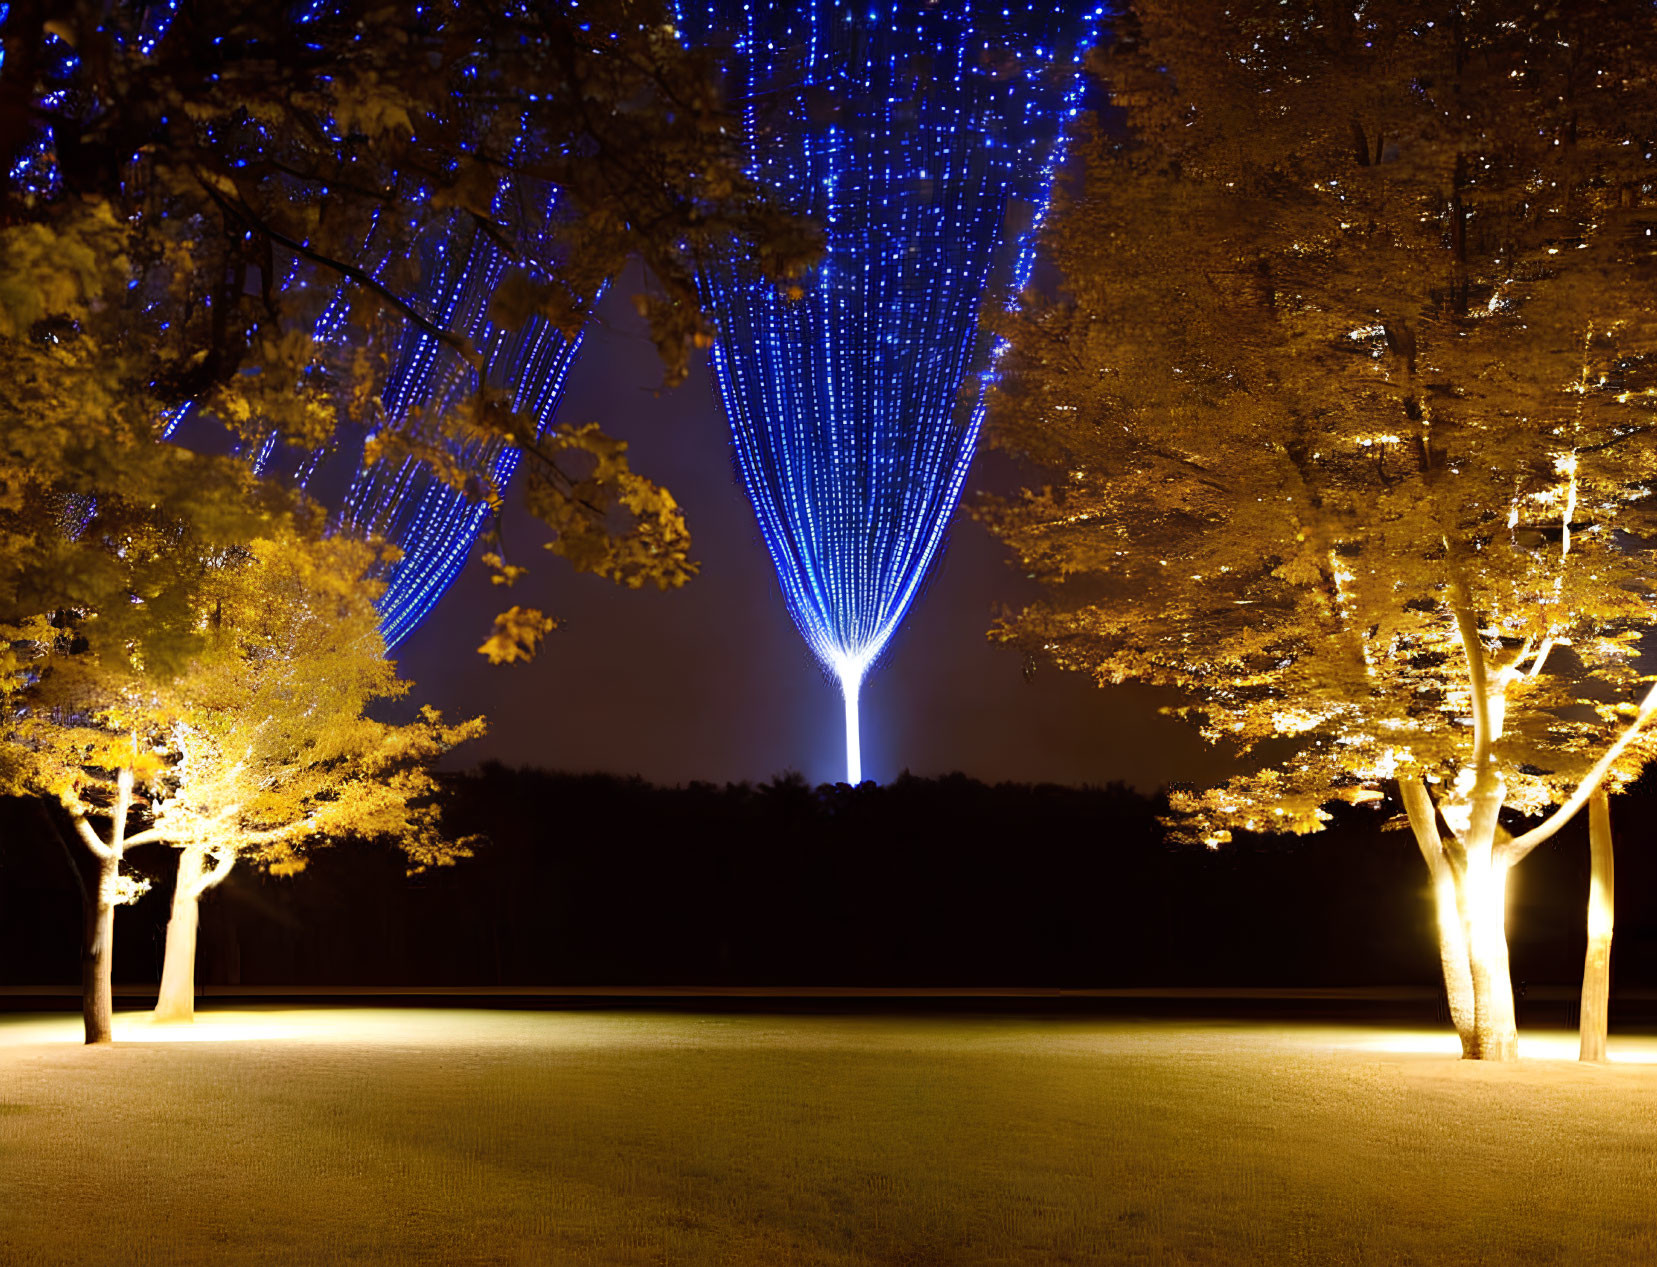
[123,535,484,873]
[0,0,817,653]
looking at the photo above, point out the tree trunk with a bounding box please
[154,844,207,1023]
[1428,866,1477,1057]
[1399,774,1478,1057]
[1460,847,1517,1060]
[71,764,134,1044]
[1579,790,1614,1062]
[82,851,118,1045]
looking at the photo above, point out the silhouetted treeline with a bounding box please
[5,764,1657,992]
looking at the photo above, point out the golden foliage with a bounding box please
[522,423,696,594]
[4,531,483,878]
[986,0,1657,846]
[477,606,558,665]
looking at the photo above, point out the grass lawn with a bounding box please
[3,1008,1657,1264]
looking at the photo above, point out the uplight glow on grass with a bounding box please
[1349,1027,1657,1063]
[7,1009,1657,1264]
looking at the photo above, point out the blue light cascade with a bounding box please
[332,215,587,648]
[677,1,1103,783]
[20,5,587,650]
[168,170,586,652]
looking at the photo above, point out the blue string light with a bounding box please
[290,100,587,648]
[334,203,589,648]
[676,0,1104,783]
[33,5,1103,705]
[22,8,589,652]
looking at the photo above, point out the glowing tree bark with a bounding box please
[677,1,1104,783]
[73,767,138,1045]
[153,843,236,1023]
[1580,790,1615,1063]
[7,703,163,1045]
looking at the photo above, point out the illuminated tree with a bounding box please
[0,508,224,1044]
[984,0,1657,1059]
[127,537,484,1023]
[675,0,1105,783]
[1,529,480,1039]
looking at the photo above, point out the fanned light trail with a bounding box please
[177,197,585,650]
[675,1,1104,784]
[330,217,587,648]
[141,4,588,651]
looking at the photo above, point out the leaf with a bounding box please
[477,605,557,664]
[481,552,528,587]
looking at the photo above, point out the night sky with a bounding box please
[393,283,1234,791]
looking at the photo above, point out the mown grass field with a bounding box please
[2,1007,1656,1264]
